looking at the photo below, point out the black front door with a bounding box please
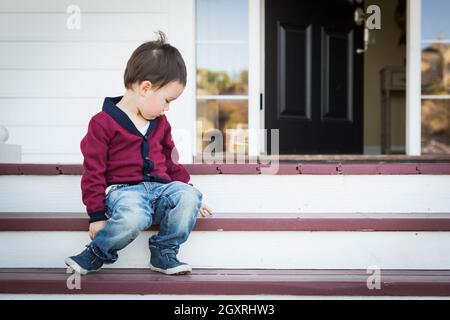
[265,0,364,154]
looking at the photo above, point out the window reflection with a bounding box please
[197,100,248,155]
[421,100,450,154]
[197,67,248,96]
[195,0,249,157]
[421,39,450,95]
[196,0,248,42]
[421,0,450,154]
[422,0,450,41]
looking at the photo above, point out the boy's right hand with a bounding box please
[89,220,107,240]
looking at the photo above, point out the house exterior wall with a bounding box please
[0,0,430,161]
[0,0,195,164]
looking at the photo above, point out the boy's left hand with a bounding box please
[199,202,213,217]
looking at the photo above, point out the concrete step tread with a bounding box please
[1,268,450,296]
[1,212,450,231]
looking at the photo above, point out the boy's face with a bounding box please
[138,80,184,120]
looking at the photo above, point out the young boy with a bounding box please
[65,32,212,276]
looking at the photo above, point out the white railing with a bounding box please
[0,125,22,163]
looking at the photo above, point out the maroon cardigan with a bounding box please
[81,96,190,223]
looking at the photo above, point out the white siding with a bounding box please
[0,0,195,163]
[0,0,168,12]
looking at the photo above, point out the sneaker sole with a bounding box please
[65,257,101,276]
[149,264,192,275]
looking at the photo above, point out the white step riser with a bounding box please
[1,175,450,213]
[2,231,450,269]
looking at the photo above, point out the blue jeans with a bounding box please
[89,181,202,264]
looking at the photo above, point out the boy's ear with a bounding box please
[139,80,153,95]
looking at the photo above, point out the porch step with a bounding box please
[1,173,450,214]
[1,212,450,269]
[1,268,450,296]
[1,163,449,296]
[1,212,450,231]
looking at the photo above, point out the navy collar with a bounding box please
[102,96,159,137]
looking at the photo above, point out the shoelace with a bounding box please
[160,248,180,263]
[84,245,103,265]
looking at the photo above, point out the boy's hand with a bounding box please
[89,220,107,240]
[199,202,213,217]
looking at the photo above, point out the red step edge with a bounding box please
[1,213,450,232]
[1,268,450,296]
[0,163,450,175]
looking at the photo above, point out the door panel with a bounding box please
[265,0,364,154]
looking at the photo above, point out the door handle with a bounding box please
[357,28,370,54]
[354,7,370,54]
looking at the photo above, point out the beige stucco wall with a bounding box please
[364,0,406,152]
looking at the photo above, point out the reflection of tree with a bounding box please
[196,68,249,155]
[197,68,248,95]
[421,33,450,154]
[197,100,248,155]
[422,100,450,154]
[422,34,450,94]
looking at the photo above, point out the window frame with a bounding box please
[406,0,422,155]
[414,0,450,155]
[194,0,262,158]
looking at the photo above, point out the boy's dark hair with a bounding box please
[124,31,187,89]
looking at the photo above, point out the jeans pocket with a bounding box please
[105,184,129,198]
[105,184,129,214]
[108,184,128,194]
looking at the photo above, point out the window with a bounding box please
[421,0,450,154]
[195,0,249,156]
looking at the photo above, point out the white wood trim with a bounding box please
[259,0,266,154]
[406,0,422,156]
[248,0,262,157]
[422,39,450,44]
[0,0,169,13]
[196,95,248,100]
[196,40,248,45]
[168,0,196,164]
[0,13,168,41]
[421,95,450,100]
